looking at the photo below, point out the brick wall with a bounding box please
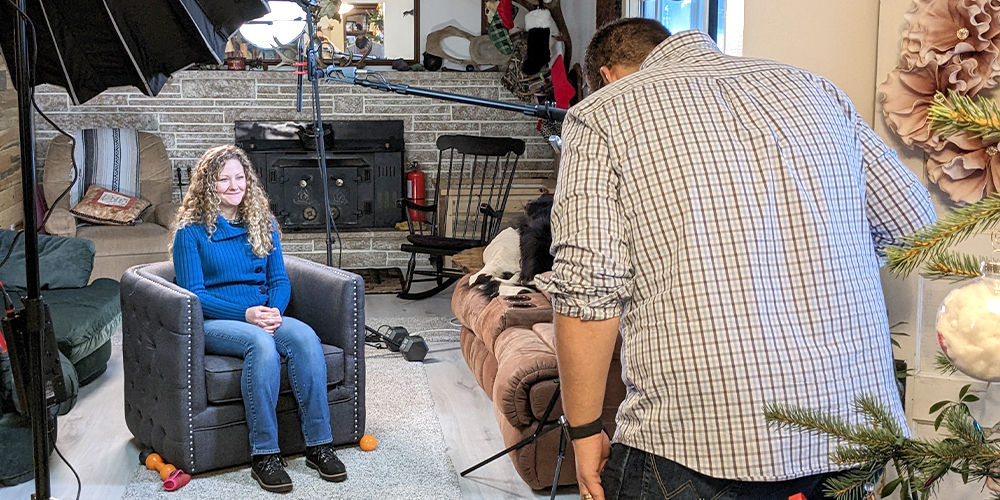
[29,69,557,266]
[31,70,558,199]
[0,55,23,229]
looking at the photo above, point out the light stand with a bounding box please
[295,0,336,267]
[11,0,55,498]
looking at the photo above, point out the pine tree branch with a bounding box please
[884,193,1000,276]
[923,251,986,281]
[763,403,855,440]
[928,89,1000,142]
[766,395,1000,499]
[823,465,884,500]
[935,352,960,376]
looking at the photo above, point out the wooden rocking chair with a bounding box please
[397,134,525,299]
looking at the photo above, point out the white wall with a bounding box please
[383,0,417,59]
[743,0,880,125]
[562,0,597,68]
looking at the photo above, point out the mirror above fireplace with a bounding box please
[239,0,419,65]
[318,1,419,64]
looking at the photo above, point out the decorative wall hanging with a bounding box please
[879,0,1000,205]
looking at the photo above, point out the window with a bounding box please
[623,0,743,56]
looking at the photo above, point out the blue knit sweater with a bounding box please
[172,216,291,321]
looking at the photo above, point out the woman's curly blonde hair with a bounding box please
[175,145,277,257]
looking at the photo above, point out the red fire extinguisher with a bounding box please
[406,162,426,223]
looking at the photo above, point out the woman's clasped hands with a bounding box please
[246,305,282,334]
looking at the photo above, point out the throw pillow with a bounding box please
[69,185,150,226]
[69,128,141,207]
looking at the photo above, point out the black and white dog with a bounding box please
[469,193,554,299]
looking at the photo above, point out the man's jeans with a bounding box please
[204,317,333,456]
[600,444,852,500]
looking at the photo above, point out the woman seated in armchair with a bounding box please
[171,145,346,493]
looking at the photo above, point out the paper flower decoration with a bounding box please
[881,0,1000,203]
[927,138,1000,203]
[900,0,1000,66]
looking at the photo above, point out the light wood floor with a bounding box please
[0,289,580,500]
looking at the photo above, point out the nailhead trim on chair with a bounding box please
[351,278,359,441]
[184,297,194,470]
[133,265,197,470]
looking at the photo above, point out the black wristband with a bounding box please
[566,418,604,440]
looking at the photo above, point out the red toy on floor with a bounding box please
[142,451,191,492]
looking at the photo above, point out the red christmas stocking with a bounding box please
[497,0,515,30]
[550,55,575,109]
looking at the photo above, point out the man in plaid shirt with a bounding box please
[536,18,936,500]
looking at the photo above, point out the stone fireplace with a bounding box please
[31,69,557,266]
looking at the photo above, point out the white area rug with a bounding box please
[120,345,461,499]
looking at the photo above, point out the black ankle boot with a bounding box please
[305,443,347,482]
[251,453,292,493]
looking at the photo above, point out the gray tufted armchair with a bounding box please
[120,255,366,474]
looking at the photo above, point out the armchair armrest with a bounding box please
[120,261,208,469]
[283,256,365,414]
[153,202,181,231]
[284,256,365,350]
[43,208,77,238]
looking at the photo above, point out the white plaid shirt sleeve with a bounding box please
[537,111,634,321]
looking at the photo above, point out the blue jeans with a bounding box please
[600,444,851,500]
[204,317,332,455]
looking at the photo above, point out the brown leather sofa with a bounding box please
[451,276,626,490]
[42,132,180,282]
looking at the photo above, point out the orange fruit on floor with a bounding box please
[359,434,377,451]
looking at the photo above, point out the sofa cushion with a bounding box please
[492,325,559,428]
[9,278,121,365]
[451,277,495,328]
[460,326,498,399]
[69,128,142,206]
[74,339,113,387]
[474,293,553,354]
[76,222,171,257]
[2,350,79,419]
[0,411,58,486]
[0,229,95,290]
[204,344,345,404]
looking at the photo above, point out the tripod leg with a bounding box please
[549,422,569,500]
[461,383,563,477]
[460,422,560,476]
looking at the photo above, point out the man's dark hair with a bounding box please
[584,18,671,92]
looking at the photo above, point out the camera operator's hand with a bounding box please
[574,431,610,500]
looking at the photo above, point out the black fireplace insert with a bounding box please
[235,120,404,231]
